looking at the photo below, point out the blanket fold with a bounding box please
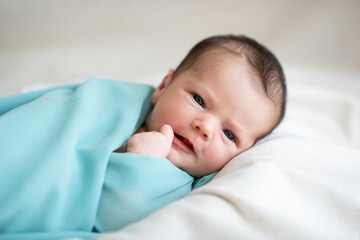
[0,79,194,239]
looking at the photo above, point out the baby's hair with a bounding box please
[174,34,287,134]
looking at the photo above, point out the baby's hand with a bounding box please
[125,124,174,158]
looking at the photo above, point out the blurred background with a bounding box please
[0,0,359,97]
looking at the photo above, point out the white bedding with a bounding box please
[83,67,360,240]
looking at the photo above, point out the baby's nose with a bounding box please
[191,119,214,141]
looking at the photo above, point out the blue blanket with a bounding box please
[0,79,210,239]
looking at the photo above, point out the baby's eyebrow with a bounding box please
[228,121,243,138]
[196,82,216,106]
[204,85,217,104]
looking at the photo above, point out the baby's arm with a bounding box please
[123,124,174,158]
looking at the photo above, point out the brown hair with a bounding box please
[174,34,287,132]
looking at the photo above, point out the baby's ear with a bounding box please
[152,69,175,104]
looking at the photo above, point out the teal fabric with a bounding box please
[192,172,218,190]
[0,79,197,239]
[0,231,96,240]
[95,153,194,232]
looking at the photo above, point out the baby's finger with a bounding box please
[159,124,174,142]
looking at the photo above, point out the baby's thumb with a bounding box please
[159,124,174,143]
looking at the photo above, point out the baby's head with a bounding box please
[145,34,286,177]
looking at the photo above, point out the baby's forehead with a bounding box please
[193,50,263,89]
[193,49,258,79]
[193,48,243,66]
[195,49,278,104]
[187,51,279,126]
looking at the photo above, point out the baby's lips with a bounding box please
[182,137,194,151]
[174,133,194,152]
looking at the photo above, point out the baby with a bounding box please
[118,34,286,177]
[0,34,286,238]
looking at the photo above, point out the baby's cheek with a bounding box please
[204,146,229,170]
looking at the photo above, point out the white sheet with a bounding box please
[85,67,360,240]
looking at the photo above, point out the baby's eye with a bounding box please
[223,130,235,141]
[193,94,205,108]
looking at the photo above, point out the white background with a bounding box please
[0,0,359,97]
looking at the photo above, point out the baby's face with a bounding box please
[145,54,278,177]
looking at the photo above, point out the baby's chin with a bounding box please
[167,150,194,175]
[166,149,184,168]
[167,148,214,177]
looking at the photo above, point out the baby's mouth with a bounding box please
[174,133,194,152]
